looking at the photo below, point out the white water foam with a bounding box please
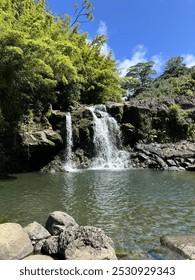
[63,112,74,171]
[88,105,130,170]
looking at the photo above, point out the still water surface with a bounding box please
[0,169,195,259]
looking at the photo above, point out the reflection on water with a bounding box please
[0,169,195,259]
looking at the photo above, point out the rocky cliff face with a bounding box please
[106,95,195,145]
[1,96,195,174]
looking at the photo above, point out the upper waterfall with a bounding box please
[88,105,130,170]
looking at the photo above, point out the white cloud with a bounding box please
[183,54,195,68]
[118,45,147,76]
[100,43,112,57]
[152,54,164,73]
[97,20,108,36]
[96,20,114,57]
[118,45,165,77]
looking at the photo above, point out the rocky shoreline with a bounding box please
[130,141,195,171]
[1,211,195,260]
[0,211,117,260]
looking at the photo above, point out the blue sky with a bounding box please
[46,0,195,76]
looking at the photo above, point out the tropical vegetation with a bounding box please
[0,0,123,131]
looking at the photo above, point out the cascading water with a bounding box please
[88,105,130,169]
[63,112,74,171]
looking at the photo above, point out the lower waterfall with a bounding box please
[88,105,130,169]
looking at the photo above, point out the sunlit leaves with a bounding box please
[0,0,123,126]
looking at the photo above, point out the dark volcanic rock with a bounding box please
[62,226,117,260]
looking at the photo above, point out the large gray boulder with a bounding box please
[24,221,51,242]
[24,221,51,253]
[0,223,33,260]
[60,226,117,260]
[46,211,79,235]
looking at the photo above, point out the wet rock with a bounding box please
[160,235,195,259]
[131,142,195,171]
[106,102,124,122]
[167,159,177,166]
[47,109,66,130]
[41,158,66,173]
[186,165,195,171]
[168,166,180,171]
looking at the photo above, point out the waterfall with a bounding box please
[88,105,130,170]
[63,112,74,171]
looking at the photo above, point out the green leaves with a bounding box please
[124,61,156,97]
[0,0,123,126]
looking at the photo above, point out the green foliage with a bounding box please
[169,104,181,114]
[127,55,195,100]
[136,71,195,100]
[124,61,156,97]
[162,56,187,79]
[0,0,123,126]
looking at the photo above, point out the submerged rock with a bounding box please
[160,235,195,259]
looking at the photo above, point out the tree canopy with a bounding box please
[0,0,123,127]
[123,56,195,99]
[123,61,156,97]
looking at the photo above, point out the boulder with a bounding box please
[186,165,195,171]
[106,102,124,122]
[42,236,59,256]
[160,235,195,260]
[45,211,79,235]
[132,142,195,170]
[61,226,117,260]
[0,223,33,260]
[41,158,66,173]
[43,214,117,260]
[47,109,66,130]
[22,254,54,260]
[24,221,51,242]
[168,166,180,171]
[21,130,63,148]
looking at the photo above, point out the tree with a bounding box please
[78,35,123,104]
[71,0,94,27]
[162,56,187,79]
[125,61,156,96]
[0,0,123,124]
